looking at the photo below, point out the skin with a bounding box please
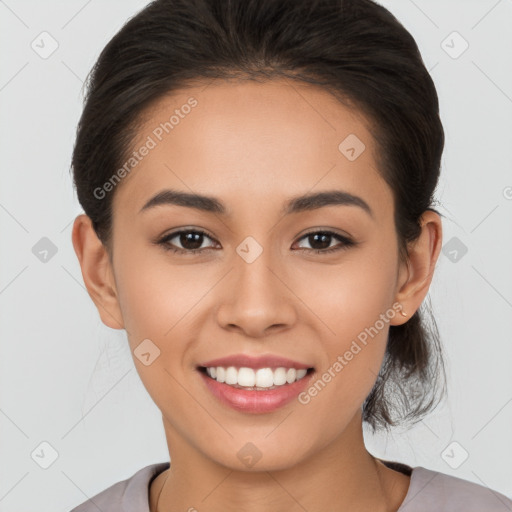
[72,78,442,512]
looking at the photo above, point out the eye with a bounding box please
[293,230,355,254]
[156,229,218,255]
[156,228,356,256]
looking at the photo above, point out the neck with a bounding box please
[151,410,410,512]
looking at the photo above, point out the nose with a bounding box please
[215,247,298,338]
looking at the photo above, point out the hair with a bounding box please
[71,0,447,432]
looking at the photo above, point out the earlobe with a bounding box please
[391,210,443,326]
[71,214,125,330]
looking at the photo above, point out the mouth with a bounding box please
[196,365,316,413]
[197,365,315,390]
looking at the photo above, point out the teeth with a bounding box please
[204,366,309,389]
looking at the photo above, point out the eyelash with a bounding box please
[155,229,356,256]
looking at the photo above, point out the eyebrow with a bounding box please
[139,188,373,218]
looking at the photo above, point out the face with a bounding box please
[96,78,413,470]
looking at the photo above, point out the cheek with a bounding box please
[298,241,398,339]
[111,247,207,410]
[295,242,398,397]
[113,243,207,341]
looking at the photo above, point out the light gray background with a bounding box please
[0,1,511,511]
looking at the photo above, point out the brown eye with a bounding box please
[157,229,218,254]
[294,231,355,254]
[156,229,355,256]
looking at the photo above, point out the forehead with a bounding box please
[112,78,390,218]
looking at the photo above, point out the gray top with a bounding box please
[70,460,512,511]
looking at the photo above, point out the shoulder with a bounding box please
[69,462,170,512]
[400,466,512,512]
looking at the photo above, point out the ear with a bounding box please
[71,214,125,330]
[390,210,443,326]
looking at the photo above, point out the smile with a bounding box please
[203,366,310,390]
[198,366,316,413]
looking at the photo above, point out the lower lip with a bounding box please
[198,369,315,414]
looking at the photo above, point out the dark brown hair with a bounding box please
[71,0,447,432]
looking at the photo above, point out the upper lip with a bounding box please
[198,354,314,370]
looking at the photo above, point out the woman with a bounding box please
[69,0,512,510]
